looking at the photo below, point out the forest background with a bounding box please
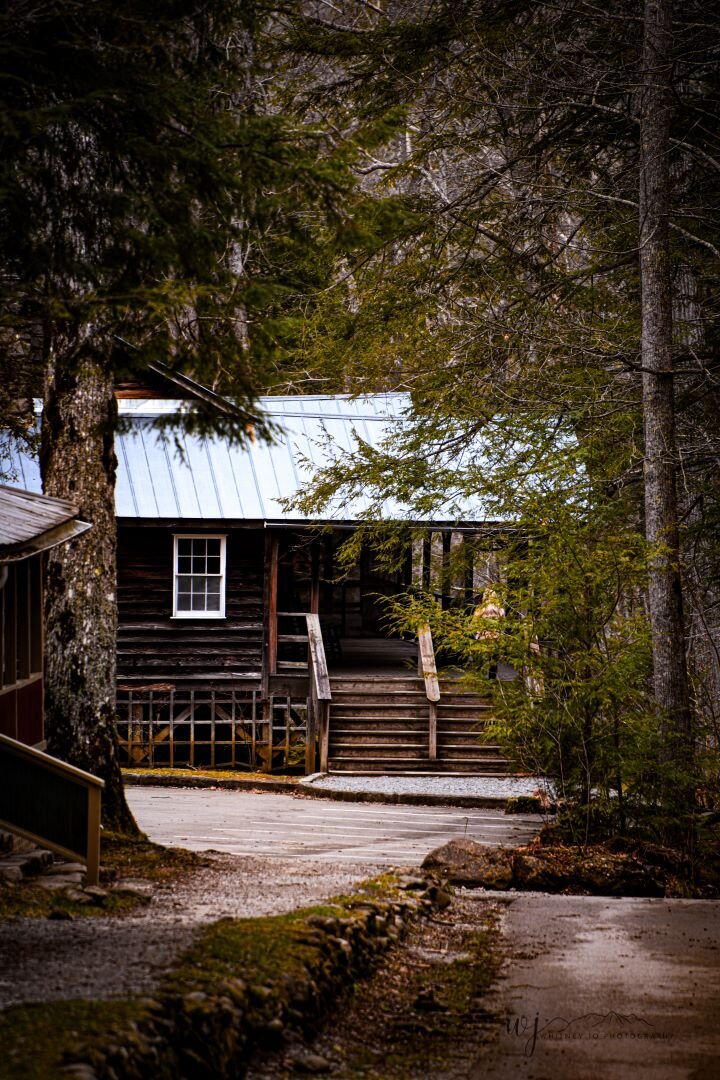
[1,0,718,848]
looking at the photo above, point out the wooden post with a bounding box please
[261,531,279,771]
[429,700,437,762]
[319,700,330,773]
[417,623,440,764]
[306,614,332,774]
[310,543,320,615]
[85,784,102,887]
[262,531,279,692]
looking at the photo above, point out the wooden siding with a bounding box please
[117,526,264,684]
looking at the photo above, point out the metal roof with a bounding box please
[2,394,491,524]
[0,485,91,561]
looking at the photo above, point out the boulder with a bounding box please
[422,840,514,889]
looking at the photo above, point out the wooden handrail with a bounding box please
[417,624,440,702]
[0,733,104,885]
[417,624,439,761]
[305,614,332,773]
[306,614,332,702]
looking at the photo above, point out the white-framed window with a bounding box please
[173,534,226,618]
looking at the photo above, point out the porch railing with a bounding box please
[0,733,103,886]
[417,623,440,761]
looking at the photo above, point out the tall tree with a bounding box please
[638,0,693,802]
[0,0,356,829]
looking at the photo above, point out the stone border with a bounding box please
[61,882,444,1079]
[123,771,297,795]
[123,770,533,810]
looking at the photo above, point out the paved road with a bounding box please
[127,787,540,865]
[476,892,720,1078]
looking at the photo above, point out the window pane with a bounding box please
[192,554,207,574]
[177,556,191,574]
[176,591,192,611]
[177,538,192,558]
[206,556,221,575]
[206,539,220,558]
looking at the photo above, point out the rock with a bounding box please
[414,987,448,1012]
[288,1050,332,1074]
[111,885,151,903]
[45,862,86,876]
[422,840,514,889]
[63,888,95,904]
[512,853,567,891]
[425,885,452,910]
[82,886,109,904]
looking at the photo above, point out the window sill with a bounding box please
[171,613,227,620]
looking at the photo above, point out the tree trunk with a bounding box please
[41,350,138,834]
[639,0,694,812]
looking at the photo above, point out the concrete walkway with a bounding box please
[475,892,720,1078]
[127,787,540,865]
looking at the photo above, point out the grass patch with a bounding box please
[0,999,148,1080]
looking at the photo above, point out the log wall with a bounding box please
[117,526,264,684]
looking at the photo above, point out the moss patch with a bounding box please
[101,830,207,884]
[0,999,148,1080]
[122,768,299,784]
[166,874,401,995]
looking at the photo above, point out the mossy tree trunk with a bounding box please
[40,348,138,835]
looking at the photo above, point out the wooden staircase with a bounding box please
[327,675,509,775]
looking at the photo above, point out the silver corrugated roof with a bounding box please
[1,394,490,523]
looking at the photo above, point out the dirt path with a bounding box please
[478,892,720,1079]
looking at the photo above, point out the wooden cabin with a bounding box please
[7,395,510,775]
[0,486,89,747]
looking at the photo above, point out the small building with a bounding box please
[0,485,90,746]
[6,396,508,775]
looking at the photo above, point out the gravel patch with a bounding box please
[304,775,553,799]
[0,853,383,1009]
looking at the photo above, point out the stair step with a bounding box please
[328,749,430,760]
[327,761,510,773]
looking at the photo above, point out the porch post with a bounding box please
[262,530,279,696]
